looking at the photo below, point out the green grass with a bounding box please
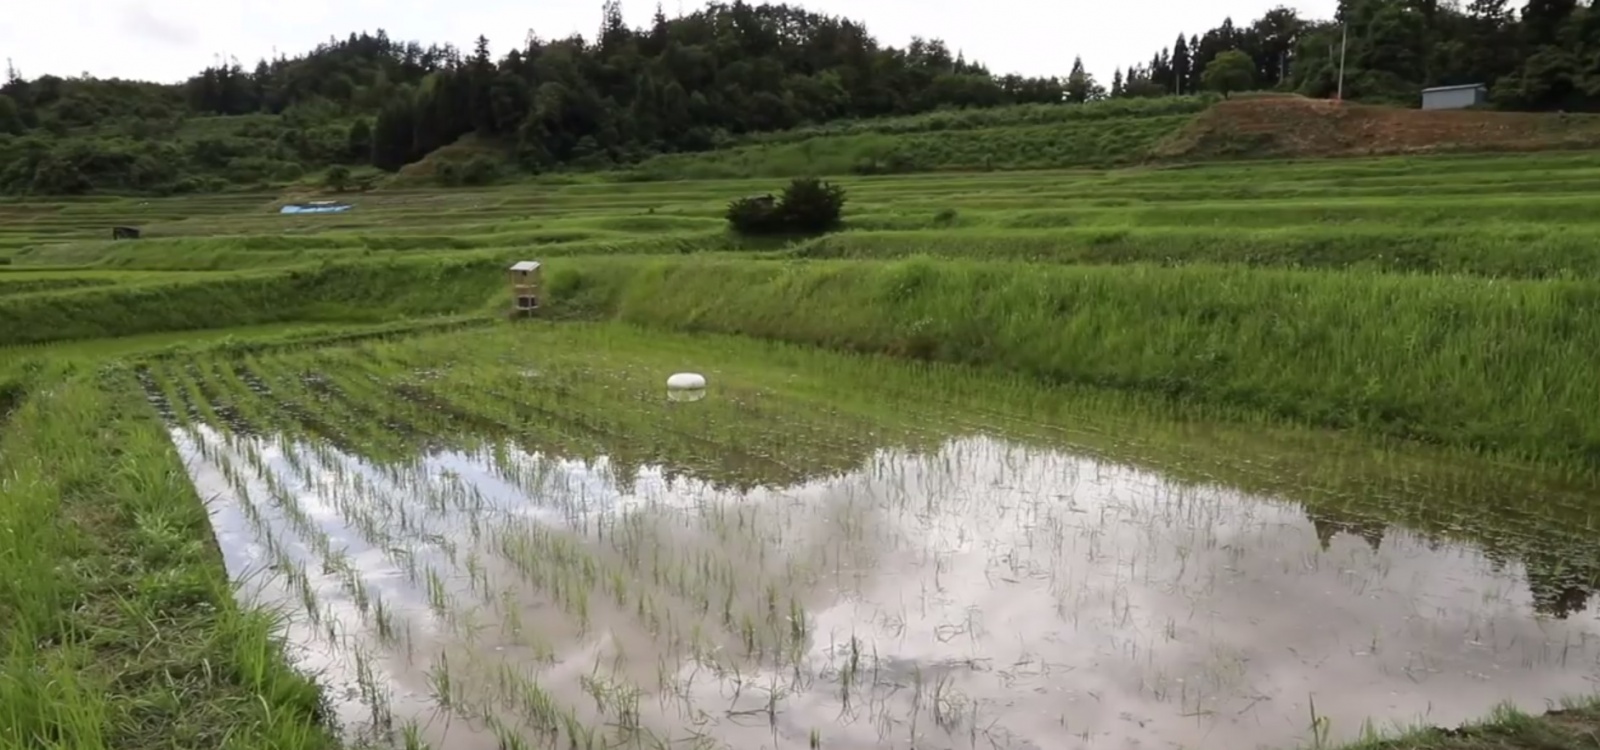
[538,256,1600,469]
[790,224,1600,279]
[624,116,1193,179]
[735,95,1216,144]
[0,258,508,346]
[0,370,336,750]
[1334,700,1600,750]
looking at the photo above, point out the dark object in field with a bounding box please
[508,260,542,318]
[726,177,846,236]
[111,226,141,240]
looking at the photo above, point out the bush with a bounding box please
[726,194,784,234]
[324,164,351,191]
[779,177,847,232]
[726,177,847,236]
[459,155,499,186]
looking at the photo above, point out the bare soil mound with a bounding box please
[1152,97,1600,160]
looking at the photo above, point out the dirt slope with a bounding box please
[1152,96,1600,160]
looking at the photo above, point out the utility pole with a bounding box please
[1336,22,1348,101]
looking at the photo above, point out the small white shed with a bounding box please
[1421,84,1487,111]
[508,260,542,317]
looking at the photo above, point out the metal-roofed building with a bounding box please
[1421,84,1487,111]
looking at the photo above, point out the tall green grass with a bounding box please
[11,231,730,271]
[0,371,336,749]
[738,96,1215,144]
[547,256,1600,468]
[793,224,1600,279]
[0,258,507,346]
[624,117,1190,180]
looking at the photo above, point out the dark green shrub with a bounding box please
[459,155,499,186]
[778,177,846,232]
[726,177,847,236]
[725,194,783,234]
[324,164,351,191]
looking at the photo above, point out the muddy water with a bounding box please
[173,424,1600,750]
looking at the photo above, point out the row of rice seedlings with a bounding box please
[143,359,204,426]
[178,358,239,426]
[261,441,472,638]
[233,353,376,456]
[292,354,448,458]
[200,427,428,661]
[183,424,499,735]
[243,353,412,458]
[288,346,504,452]
[195,354,289,435]
[413,332,918,492]
[190,370,281,441]
[131,366,179,422]
[203,331,1286,738]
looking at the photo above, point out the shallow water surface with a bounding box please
[173,421,1600,750]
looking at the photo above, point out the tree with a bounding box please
[347,118,373,162]
[1202,49,1255,98]
[0,94,22,135]
[324,164,351,191]
[1064,56,1103,103]
[371,98,416,171]
[726,177,847,235]
[1172,35,1192,94]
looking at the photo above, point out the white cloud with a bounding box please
[4,0,1339,84]
[119,2,199,46]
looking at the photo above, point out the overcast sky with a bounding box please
[3,0,1340,86]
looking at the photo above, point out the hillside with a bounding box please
[7,0,1600,196]
[1154,97,1600,161]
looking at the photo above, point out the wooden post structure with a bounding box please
[508,260,543,318]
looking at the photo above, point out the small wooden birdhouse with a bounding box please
[508,260,542,317]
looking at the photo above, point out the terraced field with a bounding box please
[9,149,1600,277]
[133,326,1600,750]
[7,147,1600,750]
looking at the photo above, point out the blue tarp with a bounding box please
[280,202,353,214]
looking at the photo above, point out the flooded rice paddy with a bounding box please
[143,328,1600,750]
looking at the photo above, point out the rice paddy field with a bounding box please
[7,148,1600,750]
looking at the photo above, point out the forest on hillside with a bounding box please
[1122,0,1593,109]
[0,0,1594,195]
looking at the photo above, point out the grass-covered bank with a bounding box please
[796,224,1600,279]
[0,258,508,347]
[622,115,1193,180]
[545,256,1600,469]
[0,371,336,750]
[1341,701,1600,750]
[17,251,1600,469]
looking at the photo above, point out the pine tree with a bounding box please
[1064,56,1100,103]
[469,35,496,134]
[1172,35,1191,95]
[1111,68,1124,98]
[599,0,629,52]
[1188,34,1202,91]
